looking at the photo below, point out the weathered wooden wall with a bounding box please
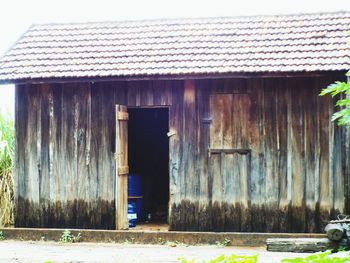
[169,75,350,232]
[14,73,350,231]
[14,80,175,228]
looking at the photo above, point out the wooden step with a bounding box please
[266,238,339,253]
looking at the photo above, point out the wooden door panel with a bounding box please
[115,105,129,229]
[209,93,251,207]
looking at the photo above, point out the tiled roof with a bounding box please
[0,11,350,83]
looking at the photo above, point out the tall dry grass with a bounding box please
[0,112,14,227]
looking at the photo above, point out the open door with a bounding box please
[115,105,129,229]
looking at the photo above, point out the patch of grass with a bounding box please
[165,241,178,247]
[0,230,4,240]
[178,257,196,263]
[59,230,81,243]
[178,253,258,263]
[337,246,346,252]
[123,237,136,244]
[178,251,350,263]
[158,239,187,247]
[281,250,350,263]
[215,238,231,247]
[0,112,14,227]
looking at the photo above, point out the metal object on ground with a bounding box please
[325,214,350,245]
[325,223,344,241]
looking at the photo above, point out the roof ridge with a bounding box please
[29,10,350,28]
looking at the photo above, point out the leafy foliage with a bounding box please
[59,230,81,243]
[0,112,14,227]
[281,251,350,263]
[178,251,350,263]
[178,254,258,263]
[0,230,4,241]
[320,70,350,127]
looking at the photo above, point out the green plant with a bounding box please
[123,237,136,244]
[59,230,81,243]
[165,241,178,247]
[178,253,258,263]
[338,246,346,252]
[0,112,14,227]
[0,230,4,240]
[320,70,350,127]
[281,250,350,263]
[215,238,231,247]
[178,257,196,263]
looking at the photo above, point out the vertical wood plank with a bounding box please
[318,78,331,220]
[61,83,78,226]
[301,78,317,232]
[76,83,90,227]
[209,94,225,230]
[232,94,250,149]
[238,152,250,231]
[195,79,211,230]
[275,79,288,232]
[162,80,172,106]
[222,94,233,149]
[328,77,344,215]
[127,81,137,106]
[49,83,61,226]
[314,78,321,228]
[115,105,128,229]
[89,83,101,227]
[25,84,40,226]
[246,79,264,220]
[39,84,51,226]
[140,81,153,106]
[261,79,279,231]
[210,94,225,149]
[169,80,184,230]
[290,78,306,232]
[328,78,335,215]
[286,85,293,206]
[14,85,26,227]
[210,152,224,230]
[182,80,197,229]
[99,83,116,228]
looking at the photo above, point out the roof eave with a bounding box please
[1,70,347,85]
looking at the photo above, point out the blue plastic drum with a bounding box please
[128,174,144,222]
[128,200,137,227]
[128,174,142,196]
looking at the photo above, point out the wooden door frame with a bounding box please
[126,106,171,226]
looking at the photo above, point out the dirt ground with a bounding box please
[0,240,310,263]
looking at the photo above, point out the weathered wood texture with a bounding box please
[115,105,129,230]
[266,238,335,252]
[15,82,127,228]
[14,80,175,229]
[169,75,349,232]
[15,74,349,231]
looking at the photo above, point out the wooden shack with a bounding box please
[0,11,350,232]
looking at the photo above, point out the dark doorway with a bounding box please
[128,108,169,224]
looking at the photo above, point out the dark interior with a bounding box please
[128,108,169,223]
